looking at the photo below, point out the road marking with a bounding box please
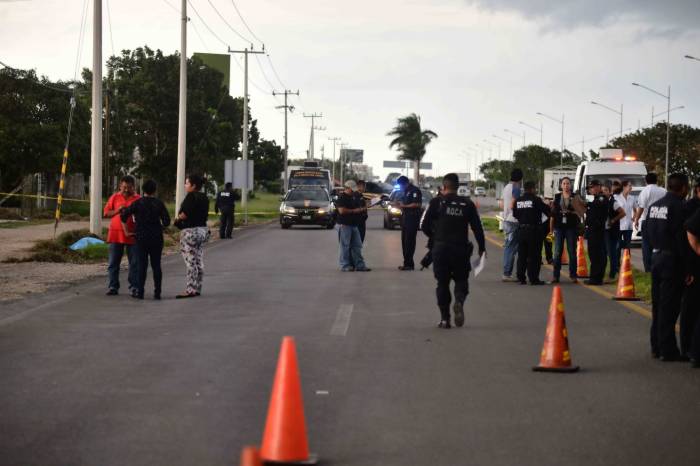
[315,390,330,395]
[0,293,75,327]
[330,304,353,336]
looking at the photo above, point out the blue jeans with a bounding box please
[338,224,366,270]
[502,221,519,276]
[108,242,138,292]
[605,229,621,278]
[552,228,577,280]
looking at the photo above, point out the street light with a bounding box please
[652,105,685,125]
[632,82,671,188]
[505,128,525,148]
[492,134,512,159]
[518,120,543,146]
[684,54,700,62]
[482,139,498,159]
[591,100,623,139]
[536,111,565,167]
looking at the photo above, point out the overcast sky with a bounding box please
[2,0,699,180]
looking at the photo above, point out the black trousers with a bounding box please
[401,215,420,267]
[358,220,366,243]
[587,230,605,284]
[136,238,163,296]
[219,210,234,238]
[650,252,683,358]
[541,223,553,263]
[516,226,543,283]
[432,243,469,321]
[680,276,700,358]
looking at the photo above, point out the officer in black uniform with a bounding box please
[646,173,690,361]
[680,178,700,362]
[215,182,237,239]
[685,208,700,368]
[512,181,549,285]
[584,180,607,285]
[355,180,369,243]
[421,173,485,328]
[395,176,423,270]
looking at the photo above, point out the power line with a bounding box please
[0,60,79,94]
[73,0,90,82]
[187,0,229,48]
[228,0,264,46]
[105,0,116,56]
[189,19,210,50]
[266,53,287,89]
[205,0,253,45]
[160,0,179,14]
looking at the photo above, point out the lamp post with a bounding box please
[684,54,700,62]
[505,128,525,148]
[591,100,623,140]
[519,120,543,146]
[536,112,565,167]
[493,134,512,160]
[483,139,498,159]
[652,106,685,125]
[632,82,671,188]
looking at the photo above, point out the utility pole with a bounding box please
[273,89,299,192]
[328,137,341,184]
[303,113,323,160]
[229,46,265,224]
[339,142,349,185]
[89,0,103,235]
[174,0,187,214]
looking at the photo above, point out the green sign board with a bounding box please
[193,53,231,91]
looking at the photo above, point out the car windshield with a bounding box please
[286,190,328,202]
[585,175,645,188]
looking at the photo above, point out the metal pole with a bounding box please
[242,49,249,224]
[175,0,187,214]
[620,104,624,139]
[283,92,288,192]
[89,0,103,235]
[665,86,670,188]
[540,122,543,146]
[560,113,564,168]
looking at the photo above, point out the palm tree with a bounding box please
[387,113,438,184]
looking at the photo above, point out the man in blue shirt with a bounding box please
[395,176,423,270]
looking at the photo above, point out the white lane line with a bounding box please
[330,304,354,336]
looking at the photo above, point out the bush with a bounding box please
[0,208,24,220]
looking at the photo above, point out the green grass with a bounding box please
[631,267,651,303]
[2,228,109,264]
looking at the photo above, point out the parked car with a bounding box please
[383,188,432,229]
[473,186,486,197]
[279,186,335,229]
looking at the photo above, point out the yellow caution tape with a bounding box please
[0,192,90,203]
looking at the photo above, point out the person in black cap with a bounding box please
[215,182,238,239]
[421,173,486,328]
[584,179,608,285]
[512,181,549,285]
[395,175,423,270]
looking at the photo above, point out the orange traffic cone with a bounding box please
[612,249,639,301]
[576,236,589,278]
[533,286,580,373]
[561,244,569,265]
[260,337,317,465]
[240,447,262,466]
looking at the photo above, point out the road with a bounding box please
[1,211,698,466]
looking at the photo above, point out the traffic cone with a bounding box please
[260,337,317,465]
[240,447,262,466]
[533,286,580,373]
[612,249,640,301]
[561,244,569,265]
[576,236,589,279]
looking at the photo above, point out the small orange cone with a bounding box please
[561,244,569,265]
[260,337,317,465]
[612,249,640,301]
[576,236,589,278]
[533,286,579,373]
[240,447,262,466]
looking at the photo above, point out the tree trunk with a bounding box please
[413,160,420,185]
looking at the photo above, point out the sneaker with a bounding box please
[398,265,414,271]
[530,280,546,286]
[453,301,465,327]
[154,292,161,300]
[355,267,372,272]
[437,320,451,329]
[106,289,118,296]
[341,266,355,272]
[502,275,517,282]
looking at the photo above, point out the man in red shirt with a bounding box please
[103,175,140,295]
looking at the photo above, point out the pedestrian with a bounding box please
[420,173,485,328]
[584,180,607,285]
[174,174,210,299]
[355,180,369,243]
[604,182,626,282]
[215,182,237,239]
[395,176,422,271]
[680,178,700,363]
[512,181,549,285]
[334,180,371,272]
[501,168,523,282]
[120,179,170,300]
[617,180,635,250]
[646,173,690,361]
[550,176,584,284]
[103,175,141,296]
[633,173,666,272]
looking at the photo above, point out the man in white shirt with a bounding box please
[616,180,636,249]
[633,173,666,272]
[500,168,523,281]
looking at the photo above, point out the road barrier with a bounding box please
[576,236,589,278]
[239,446,262,466]
[613,249,640,301]
[533,286,580,373]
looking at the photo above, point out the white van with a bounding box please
[573,148,647,242]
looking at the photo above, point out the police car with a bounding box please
[383,188,432,229]
[279,186,336,229]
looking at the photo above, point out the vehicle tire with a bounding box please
[326,222,335,229]
[281,223,291,229]
[383,217,389,229]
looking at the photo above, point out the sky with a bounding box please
[2,0,699,181]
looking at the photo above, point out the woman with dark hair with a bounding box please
[550,177,583,283]
[175,174,210,298]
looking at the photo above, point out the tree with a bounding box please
[387,113,437,183]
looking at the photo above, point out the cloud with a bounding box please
[466,0,700,35]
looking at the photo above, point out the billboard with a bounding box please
[225,159,254,190]
[383,160,432,169]
[193,53,231,91]
[340,149,363,163]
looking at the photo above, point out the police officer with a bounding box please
[215,182,237,239]
[685,208,700,368]
[395,176,423,270]
[421,173,485,328]
[584,180,607,285]
[680,178,700,362]
[646,173,690,361]
[355,180,369,243]
[512,181,549,285]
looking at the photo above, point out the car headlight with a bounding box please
[281,204,296,213]
[317,208,326,215]
[389,207,402,215]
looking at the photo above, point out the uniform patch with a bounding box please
[516,200,533,209]
[648,206,668,220]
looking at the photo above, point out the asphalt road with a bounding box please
[1,211,698,466]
